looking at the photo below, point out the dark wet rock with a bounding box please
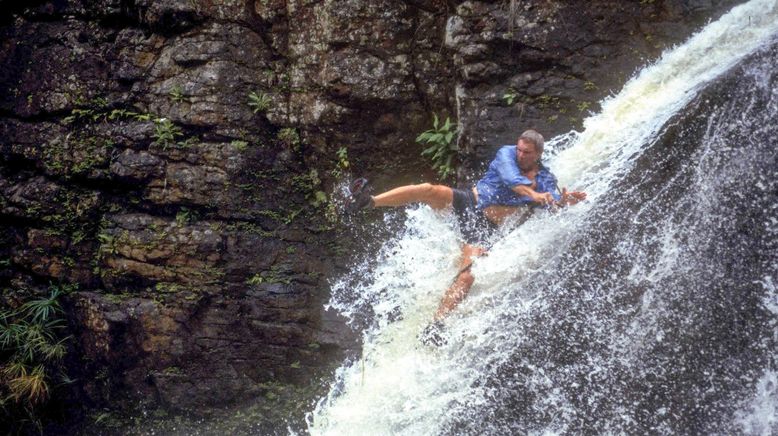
[0,18,117,117]
[114,29,167,83]
[138,22,273,129]
[135,0,203,33]
[110,149,165,181]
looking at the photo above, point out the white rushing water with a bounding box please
[307,1,778,434]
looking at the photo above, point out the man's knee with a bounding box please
[415,182,434,196]
[417,183,452,208]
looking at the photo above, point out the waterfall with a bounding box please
[307,0,778,434]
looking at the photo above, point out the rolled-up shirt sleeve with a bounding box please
[495,146,532,187]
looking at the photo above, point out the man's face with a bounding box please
[516,139,540,170]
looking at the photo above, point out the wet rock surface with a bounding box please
[0,0,741,431]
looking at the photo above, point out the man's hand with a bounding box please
[532,191,555,206]
[557,187,587,207]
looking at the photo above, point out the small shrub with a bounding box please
[175,207,193,227]
[177,137,198,148]
[246,274,264,286]
[248,91,271,113]
[0,286,72,431]
[502,89,518,105]
[336,146,349,169]
[416,114,458,179]
[169,85,186,103]
[277,128,300,150]
[330,146,350,179]
[153,118,183,149]
[231,140,249,152]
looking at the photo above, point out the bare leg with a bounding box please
[434,244,487,320]
[372,183,453,210]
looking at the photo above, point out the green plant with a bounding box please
[66,137,115,175]
[177,137,198,148]
[416,114,458,179]
[310,191,328,208]
[155,282,183,293]
[93,410,122,428]
[246,268,291,286]
[536,94,561,109]
[502,89,518,105]
[175,207,193,227]
[248,91,271,113]
[277,128,300,150]
[97,232,118,256]
[169,85,186,103]
[577,101,591,112]
[62,98,150,124]
[336,147,349,168]
[583,80,597,91]
[153,118,184,149]
[231,140,249,152]
[331,146,350,178]
[246,274,264,286]
[0,286,71,430]
[63,108,100,124]
[291,169,329,209]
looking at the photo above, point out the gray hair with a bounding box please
[519,129,545,153]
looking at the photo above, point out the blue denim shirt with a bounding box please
[475,145,560,209]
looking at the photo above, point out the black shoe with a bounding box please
[346,177,373,212]
[419,320,447,346]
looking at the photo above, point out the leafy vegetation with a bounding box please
[248,91,271,114]
[416,114,458,179]
[577,101,591,112]
[175,207,198,227]
[153,118,184,149]
[277,128,300,151]
[231,140,249,152]
[64,106,153,125]
[330,146,350,179]
[169,86,186,103]
[0,286,72,432]
[290,169,329,209]
[502,89,518,105]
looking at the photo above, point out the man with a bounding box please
[348,130,586,329]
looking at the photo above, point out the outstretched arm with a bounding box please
[512,184,555,206]
[511,184,586,207]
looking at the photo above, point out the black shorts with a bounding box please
[452,188,495,244]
